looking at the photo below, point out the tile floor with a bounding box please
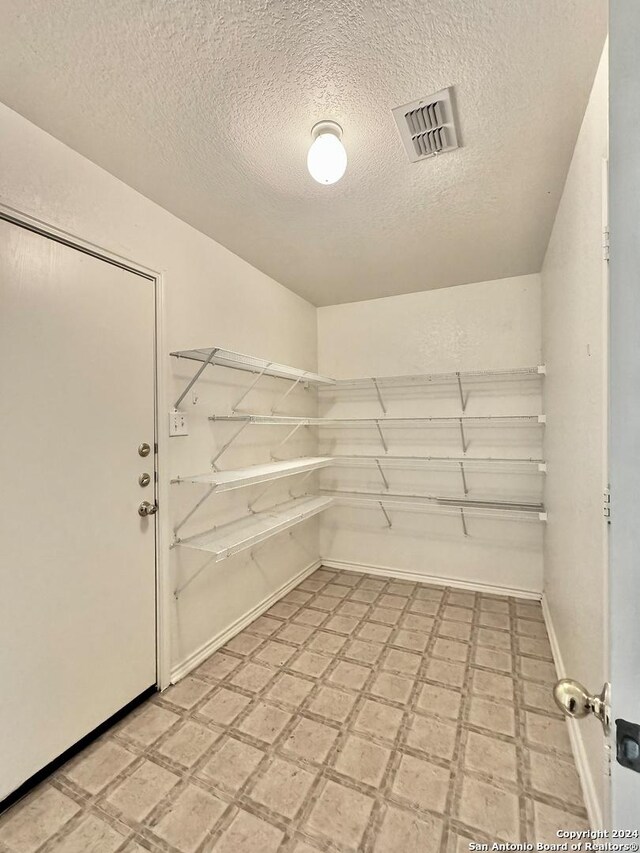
[0,567,590,853]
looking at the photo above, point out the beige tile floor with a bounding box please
[0,567,590,853]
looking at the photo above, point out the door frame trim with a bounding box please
[0,202,172,691]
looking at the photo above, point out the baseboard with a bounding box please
[322,558,542,600]
[541,595,603,829]
[170,558,321,683]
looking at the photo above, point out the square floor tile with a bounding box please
[324,583,351,599]
[369,606,403,625]
[529,751,584,807]
[0,786,80,853]
[477,628,512,651]
[46,814,126,853]
[479,611,511,630]
[254,641,297,667]
[248,756,316,819]
[382,648,421,676]
[311,594,341,611]
[392,754,450,813]
[517,636,553,659]
[196,651,243,681]
[162,677,212,710]
[433,638,469,663]
[212,809,283,853]
[198,687,251,726]
[225,634,264,656]
[230,663,275,693]
[456,776,520,840]
[333,734,391,787]
[277,624,315,645]
[280,717,338,763]
[63,740,135,795]
[473,647,513,672]
[519,656,556,683]
[443,606,473,623]
[405,713,458,761]
[289,650,332,678]
[353,699,403,742]
[106,759,179,822]
[408,599,439,615]
[307,630,347,655]
[369,672,413,704]
[357,621,393,643]
[393,629,428,652]
[425,658,466,688]
[244,616,283,637]
[400,613,434,633]
[237,702,292,744]
[378,594,407,610]
[154,784,227,853]
[339,600,369,618]
[373,804,443,853]
[529,799,589,843]
[516,618,548,639]
[283,590,313,605]
[294,608,328,627]
[361,578,386,591]
[522,681,562,718]
[350,588,380,603]
[480,597,510,613]
[199,738,265,793]
[525,711,571,754]
[267,602,299,619]
[343,638,384,665]
[464,730,517,782]
[329,661,371,690]
[471,669,515,702]
[516,601,544,621]
[438,620,472,641]
[118,704,180,748]
[416,683,462,720]
[468,696,516,737]
[323,615,360,635]
[156,721,218,768]
[265,673,315,709]
[305,779,374,850]
[308,685,358,722]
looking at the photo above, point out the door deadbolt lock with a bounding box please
[138,473,151,487]
[138,442,151,458]
[138,501,158,517]
[553,679,611,735]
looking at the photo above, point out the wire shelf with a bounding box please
[171,346,335,385]
[173,457,333,491]
[209,414,546,426]
[321,365,546,390]
[330,455,546,472]
[178,495,333,561]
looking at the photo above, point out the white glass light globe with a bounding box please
[307,126,347,185]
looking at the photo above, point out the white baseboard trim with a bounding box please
[322,558,542,600]
[541,594,603,830]
[170,558,321,684]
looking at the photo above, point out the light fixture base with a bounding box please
[310,120,343,141]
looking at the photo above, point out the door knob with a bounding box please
[138,500,158,517]
[553,678,611,735]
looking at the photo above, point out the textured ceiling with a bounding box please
[0,1,606,306]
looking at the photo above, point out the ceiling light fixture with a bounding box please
[307,121,347,185]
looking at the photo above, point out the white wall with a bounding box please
[317,275,545,595]
[0,102,320,682]
[540,45,608,826]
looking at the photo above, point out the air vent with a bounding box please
[392,87,459,163]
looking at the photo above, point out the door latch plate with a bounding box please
[616,719,640,772]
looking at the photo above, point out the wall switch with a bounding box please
[169,409,188,436]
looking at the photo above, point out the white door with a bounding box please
[0,218,157,801]
[609,0,640,823]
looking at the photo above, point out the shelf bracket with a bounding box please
[458,418,468,454]
[288,529,317,562]
[379,501,393,528]
[375,459,390,490]
[173,483,218,537]
[459,461,469,495]
[211,420,251,468]
[372,378,387,414]
[232,364,271,412]
[456,372,468,413]
[375,420,388,453]
[272,373,306,413]
[460,507,469,537]
[289,469,315,499]
[174,348,219,409]
[174,552,216,599]
[271,422,305,459]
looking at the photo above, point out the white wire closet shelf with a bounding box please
[171,347,335,385]
[178,495,333,561]
[173,456,333,490]
[209,414,546,425]
[331,455,546,472]
[322,365,546,389]
[328,491,547,523]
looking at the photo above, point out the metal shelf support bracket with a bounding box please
[211,420,250,468]
[458,419,469,454]
[174,347,219,409]
[375,459,390,490]
[372,378,387,414]
[456,372,468,412]
[379,501,393,528]
[272,373,306,413]
[459,461,469,495]
[375,420,389,453]
[232,364,271,412]
[460,507,469,536]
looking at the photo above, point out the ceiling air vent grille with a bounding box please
[392,87,459,163]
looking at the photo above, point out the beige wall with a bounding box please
[540,44,608,826]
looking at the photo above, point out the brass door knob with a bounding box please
[553,679,610,735]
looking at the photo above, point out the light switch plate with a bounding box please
[169,409,188,436]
